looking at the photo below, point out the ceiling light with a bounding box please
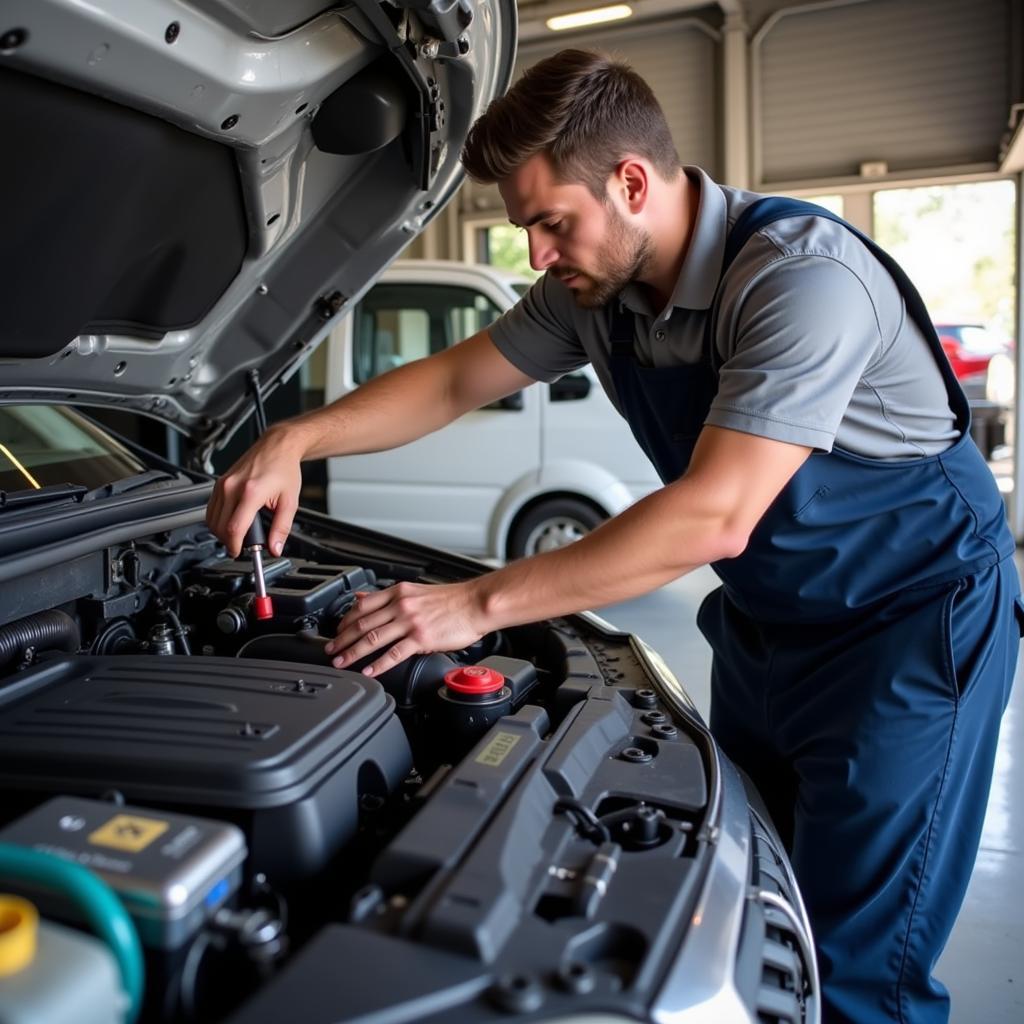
[546,4,634,32]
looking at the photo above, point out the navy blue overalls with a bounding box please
[607,197,1021,1023]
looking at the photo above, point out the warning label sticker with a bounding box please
[88,814,170,853]
[474,731,521,768]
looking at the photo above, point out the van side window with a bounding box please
[353,284,502,384]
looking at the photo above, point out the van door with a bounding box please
[326,281,541,556]
[542,367,661,500]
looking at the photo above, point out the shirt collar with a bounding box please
[619,165,727,317]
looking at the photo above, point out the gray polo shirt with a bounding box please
[488,166,959,459]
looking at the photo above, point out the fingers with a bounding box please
[224,481,271,558]
[363,640,414,679]
[203,435,302,557]
[205,482,224,536]
[326,590,418,675]
[342,589,387,618]
[205,473,248,556]
[206,473,239,542]
[269,491,299,557]
[322,582,481,679]
[214,482,295,558]
[326,604,395,663]
[330,621,409,673]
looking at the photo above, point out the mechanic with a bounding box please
[207,49,1021,1023]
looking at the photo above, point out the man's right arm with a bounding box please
[206,329,535,557]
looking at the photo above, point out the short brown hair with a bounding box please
[461,49,681,198]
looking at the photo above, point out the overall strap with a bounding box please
[718,197,969,426]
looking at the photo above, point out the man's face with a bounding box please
[498,153,652,308]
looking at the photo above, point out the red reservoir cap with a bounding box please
[444,665,505,695]
[253,596,274,620]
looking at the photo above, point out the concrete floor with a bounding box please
[595,559,1024,1024]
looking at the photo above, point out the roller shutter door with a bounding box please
[755,0,1011,184]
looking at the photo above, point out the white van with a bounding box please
[324,260,660,560]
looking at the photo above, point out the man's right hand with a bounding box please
[206,425,306,558]
[204,331,534,558]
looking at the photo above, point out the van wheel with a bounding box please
[508,498,605,560]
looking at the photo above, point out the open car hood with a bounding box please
[0,0,516,462]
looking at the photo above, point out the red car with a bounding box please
[933,323,1013,459]
[934,322,1007,381]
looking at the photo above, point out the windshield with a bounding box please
[0,406,146,493]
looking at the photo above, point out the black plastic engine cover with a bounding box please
[228,688,714,1023]
[0,655,412,881]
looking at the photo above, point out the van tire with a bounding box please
[507,498,605,560]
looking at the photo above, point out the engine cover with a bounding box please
[0,655,412,881]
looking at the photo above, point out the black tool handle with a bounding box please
[243,516,266,550]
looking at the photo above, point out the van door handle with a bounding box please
[483,392,524,411]
[549,373,591,402]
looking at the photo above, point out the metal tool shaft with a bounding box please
[243,517,273,619]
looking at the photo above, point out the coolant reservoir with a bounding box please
[0,894,124,1024]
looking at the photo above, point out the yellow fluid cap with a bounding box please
[0,894,38,975]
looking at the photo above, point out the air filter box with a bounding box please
[0,656,412,882]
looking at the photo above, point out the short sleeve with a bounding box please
[706,253,883,451]
[488,272,589,383]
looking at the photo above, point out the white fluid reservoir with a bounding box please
[0,895,124,1024]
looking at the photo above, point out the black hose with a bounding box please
[164,608,192,656]
[552,797,611,845]
[0,610,80,672]
[236,632,333,666]
[235,631,457,707]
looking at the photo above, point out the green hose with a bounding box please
[0,842,144,1023]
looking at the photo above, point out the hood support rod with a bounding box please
[247,369,268,436]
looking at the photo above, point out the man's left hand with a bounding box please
[325,580,487,676]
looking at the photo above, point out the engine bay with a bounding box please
[0,515,732,1023]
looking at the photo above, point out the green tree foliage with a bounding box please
[486,224,541,280]
[874,182,1015,339]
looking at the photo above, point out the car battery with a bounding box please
[0,655,414,883]
[0,796,246,950]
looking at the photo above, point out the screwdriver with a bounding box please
[243,517,274,621]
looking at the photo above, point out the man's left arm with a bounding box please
[326,426,811,675]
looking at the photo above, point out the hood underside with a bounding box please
[0,0,516,460]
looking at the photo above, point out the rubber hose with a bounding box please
[236,631,332,666]
[235,631,457,706]
[0,842,144,1023]
[164,608,192,656]
[0,610,79,672]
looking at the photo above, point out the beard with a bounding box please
[558,205,654,309]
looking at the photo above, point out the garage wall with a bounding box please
[753,0,1013,185]
[407,0,1014,260]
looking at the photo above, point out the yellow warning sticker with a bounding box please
[474,731,521,768]
[88,815,170,853]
